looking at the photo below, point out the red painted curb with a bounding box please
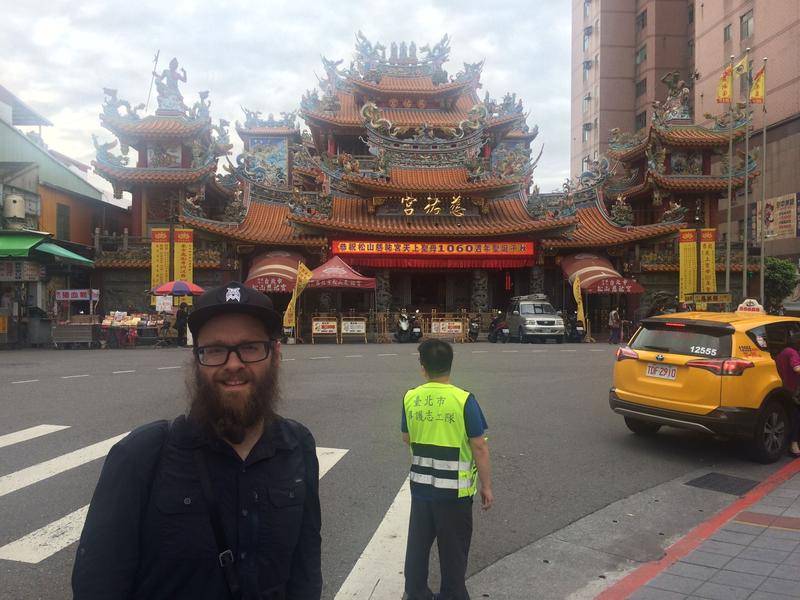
[595,458,800,600]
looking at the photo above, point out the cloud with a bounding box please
[2,0,571,204]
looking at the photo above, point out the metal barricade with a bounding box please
[340,317,368,343]
[311,316,340,344]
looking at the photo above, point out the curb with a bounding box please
[595,457,800,599]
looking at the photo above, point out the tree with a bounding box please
[764,257,799,311]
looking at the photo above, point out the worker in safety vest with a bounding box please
[401,338,493,600]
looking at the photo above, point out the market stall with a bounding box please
[52,289,102,349]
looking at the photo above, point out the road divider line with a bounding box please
[11,379,39,384]
[282,358,296,361]
[0,505,89,564]
[0,433,128,498]
[559,349,578,352]
[334,478,410,599]
[0,425,70,450]
[378,353,398,357]
[310,356,331,360]
[501,350,519,353]
[0,446,347,564]
[156,366,181,370]
[590,348,608,352]
[61,374,89,379]
[345,355,363,358]
[472,350,488,353]
[112,370,136,374]
[531,349,546,353]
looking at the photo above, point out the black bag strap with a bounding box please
[192,449,242,600]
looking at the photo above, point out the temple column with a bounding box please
[529,265,544,295]
[375,269,392,312]
[470,269,489,312]
[327,134,335,158]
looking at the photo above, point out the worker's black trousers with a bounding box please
[404,496,473,600]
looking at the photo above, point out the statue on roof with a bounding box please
[420,34,450,84]
[92,134,129,166]
[353,31,385,76]
[190,91,211,120]
[152,57,188,113]
[102,88,144,120]
[654,71,691,122]
[660,199,688,223]
[464,148,484,181]
[301,88,320,110]
[456,104,488,136]
[409,41,417,63]
[211,118,232,155]
[610,195,634,226]
[453,61,484,83]
[374,148,388,179]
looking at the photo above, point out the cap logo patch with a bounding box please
[225,287,242,303]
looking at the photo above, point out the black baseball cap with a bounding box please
[188,281,282,343]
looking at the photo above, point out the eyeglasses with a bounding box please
[194,341,274,366]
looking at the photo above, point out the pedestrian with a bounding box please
[402,338,493,600]
[775,330,800,458]
[175,301,189,346]
[608,306,621,344]
[72,281,322,599]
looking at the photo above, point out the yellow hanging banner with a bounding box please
[700,228,717,293]
[716,65,733,103]
[679,229,697,302]
[573,274,585,328]
[283,262,313,329]
[173,229,194,306]
[150,229,170,306]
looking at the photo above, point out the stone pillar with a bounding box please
[529,266,544,294]
[470,269,489,312]
[375,269,392,312]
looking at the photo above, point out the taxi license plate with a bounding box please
[646,363,677,380]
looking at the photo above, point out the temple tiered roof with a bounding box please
[100,114,211,144]
[343,168,527,194]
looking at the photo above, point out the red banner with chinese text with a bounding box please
[333,240,534,257]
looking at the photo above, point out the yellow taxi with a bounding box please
[609,301,800,463]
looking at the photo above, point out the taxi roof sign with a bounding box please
[736,298,766,315]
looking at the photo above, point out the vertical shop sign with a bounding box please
[173,229,194,306]
[700,228,717,293]
[678,229,697,302]
[150,229,170,306]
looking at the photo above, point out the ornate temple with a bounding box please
[91,37,757,324]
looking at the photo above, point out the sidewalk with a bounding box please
[600,462,800,600]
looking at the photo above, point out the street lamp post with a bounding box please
[695,200,702,301]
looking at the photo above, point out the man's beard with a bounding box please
[187,359,280,444]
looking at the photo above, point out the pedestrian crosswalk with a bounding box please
[0,423,348,565]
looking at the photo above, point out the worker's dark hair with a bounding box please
[418,338,453,377]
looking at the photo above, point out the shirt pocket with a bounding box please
[154,487,215,559]
[255,481,306,551]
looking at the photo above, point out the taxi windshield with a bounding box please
[520,303,555,315]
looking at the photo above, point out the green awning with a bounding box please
[34,242,94,267]
[0,232,47,257]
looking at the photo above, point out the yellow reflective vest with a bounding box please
[403,381,477,499]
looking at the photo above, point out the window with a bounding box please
[740,10,753,39]
[583,33,590,51]
[635,10,647,32]
[635,78,647,97]
[582,123,591,143]
[583,60,592,81]
[583,0,590,18]
[581,155,591,172]
[688,2,694,24]
[634,110,647,130]
[723,24,732,42]
[688,39,694,59]
[635,45,647,65]
[56,203,70,240]
[582,94,591,114]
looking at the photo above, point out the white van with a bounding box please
[506,294,565,343]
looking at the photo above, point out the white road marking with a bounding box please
[310,356,331,360]
[560,349,578,353]
[0,433,128,498]
[157,366,181,370]
[0,446,347,564]
[472,350,488,353]
[112,370,136,374]
[531,350,546,353]
[0,505,88,564]
[0,425,70,450]
[501,350,519,353]
[282,358,296,361]
[61,374,89,379]
[377,353,398,357]
[334,478,411,599]
[590,349,607,352]
[11,379,39,384]
[345,355,363,358]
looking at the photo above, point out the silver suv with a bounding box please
[506,294,565,343]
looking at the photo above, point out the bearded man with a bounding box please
[72,282,321,600]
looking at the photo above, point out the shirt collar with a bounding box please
[170,414,298,458]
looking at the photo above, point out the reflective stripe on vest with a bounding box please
[403,381,478,499]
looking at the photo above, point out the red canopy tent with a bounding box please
[560,253,643,294]
[307,256,376,289]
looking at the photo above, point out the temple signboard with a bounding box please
[333,240,534,257]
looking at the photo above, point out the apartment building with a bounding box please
[571,0,690,177]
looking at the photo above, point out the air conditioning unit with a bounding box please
[582,123,593,131]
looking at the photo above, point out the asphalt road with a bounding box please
[0,341,789,599]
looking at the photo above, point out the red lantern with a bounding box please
[504,272,512,291]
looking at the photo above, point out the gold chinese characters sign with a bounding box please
[401,194,466,216]
[150,229,170,306]
[371,195,480,217]
[333,241,534,257]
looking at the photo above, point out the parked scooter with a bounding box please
[395,308,423,343]
[468,315,481,342]
[563,311,587,343]
[487,311,510,343]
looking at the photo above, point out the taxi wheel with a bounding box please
[624,417,661,436]
[750,400,789,464]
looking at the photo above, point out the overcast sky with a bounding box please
[3,0,571,207]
